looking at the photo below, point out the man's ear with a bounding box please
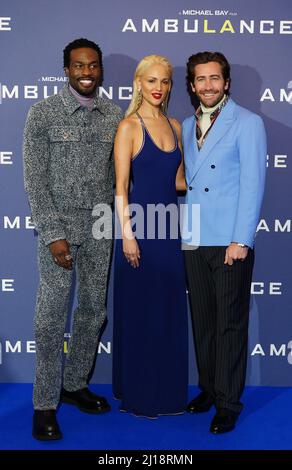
[190,82,196,93]
[64,67,69,78]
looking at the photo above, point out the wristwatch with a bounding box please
[232,242,247,248]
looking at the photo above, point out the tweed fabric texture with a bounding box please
[23,85,122,409]
[23,84,122,245]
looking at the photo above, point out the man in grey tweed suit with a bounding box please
[23,38,122,440]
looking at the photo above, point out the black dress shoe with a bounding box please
[210,408,238,434]
[32,410,62,441]
[61,387,111,414]
[187,391,214,413]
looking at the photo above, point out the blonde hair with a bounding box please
[125,55,173,117]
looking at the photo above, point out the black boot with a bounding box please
[61,387,111,414]
[187,391,214,413]
[210,408,239,434]
[32,410,62,440]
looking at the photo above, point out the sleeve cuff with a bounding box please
[41,230,67,246]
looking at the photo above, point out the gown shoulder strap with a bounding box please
[164,114,178,146]
[136,111,145,128]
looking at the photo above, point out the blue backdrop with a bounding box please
[0,0,291,385]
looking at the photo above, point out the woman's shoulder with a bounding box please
[168,116,182,135]
[117,114,140,134]
[168,116,181,128]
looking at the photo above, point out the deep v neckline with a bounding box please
[136,112,177,154]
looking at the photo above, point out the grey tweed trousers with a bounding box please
[33,226,112,410]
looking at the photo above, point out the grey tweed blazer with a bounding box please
[23,85,123,245]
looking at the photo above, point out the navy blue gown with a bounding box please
[112,113,188,418]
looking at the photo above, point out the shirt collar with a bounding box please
[59,84,107,115]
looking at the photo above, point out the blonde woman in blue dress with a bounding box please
[113,55,188,418]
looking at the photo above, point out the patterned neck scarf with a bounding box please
[195,95,229,149]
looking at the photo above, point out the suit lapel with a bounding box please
[189,99,236,182]
[184,117,199,185]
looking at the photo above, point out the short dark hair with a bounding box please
[63,38,103,70]
[186,51,231,93]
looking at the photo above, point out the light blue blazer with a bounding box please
[181,98,267,247]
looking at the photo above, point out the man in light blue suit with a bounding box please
[182,52,266,434]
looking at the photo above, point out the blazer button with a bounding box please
[211,164,215,169]
[189,186,193,191]
[205,188,209,192]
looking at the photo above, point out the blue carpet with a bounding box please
[0,384,291,450]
